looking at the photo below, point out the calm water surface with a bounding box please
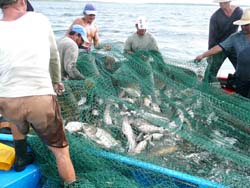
[31,1,216,60]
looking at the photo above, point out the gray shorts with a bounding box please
[0,95,68,148]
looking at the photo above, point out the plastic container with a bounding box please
[0,143,15,171]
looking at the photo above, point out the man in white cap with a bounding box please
[124,16,159,54]
[0,0,79,187]
[195,8,250,98]
[57,24,89,80]
[122,16,160,106]
[205,0,243,83]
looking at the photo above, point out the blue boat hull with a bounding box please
[0,134,41,188]
[0,133,226,188]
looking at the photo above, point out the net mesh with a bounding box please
[28,43,250,188]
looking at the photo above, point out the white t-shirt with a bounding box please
[0,12,60,97]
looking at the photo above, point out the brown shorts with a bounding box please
[0,95,68,148]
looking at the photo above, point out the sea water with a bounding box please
[31,1,214,60]
[1,1,246,68]
[1,1,250,186]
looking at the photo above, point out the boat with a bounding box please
[0,133,41,188]
[0,133,226,188]
[216,58,236,94]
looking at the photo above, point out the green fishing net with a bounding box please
[28,43,250,188]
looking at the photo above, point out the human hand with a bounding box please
[195,54,204,62]
[53,82,65,95]
[104,45,112,51]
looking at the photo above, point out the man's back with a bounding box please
[0,12,57,97]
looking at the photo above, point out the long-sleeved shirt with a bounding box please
[0,12,60,97]
[124,32,159,53]
[57,36,84,80]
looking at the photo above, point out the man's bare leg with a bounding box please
[48,146,76,183]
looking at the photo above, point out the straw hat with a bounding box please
[234,8,250,25]
[213,0,232,3]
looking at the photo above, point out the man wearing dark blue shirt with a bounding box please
[195,8,250,98]
[205,0,243,83]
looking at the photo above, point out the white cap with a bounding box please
[136,16,148,30]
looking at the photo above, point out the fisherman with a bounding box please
[234,46,250,98]
[124,16,159,54]
[204,0,243,83]
[57,24,89,80]
[195,8,250,98]
[122,16,160,104]
[57,24,93,122]
[0,0,33,134]
[0,0,79,187]
[67,3,110,51]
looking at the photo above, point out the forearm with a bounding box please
[94,42,103,50]
[67,64,85,80]
[202,45,223,58]
[196,45,223,61]
[49,30,61,83]
[50,60,61,83]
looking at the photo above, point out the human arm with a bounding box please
[93,27,112,51]
[208,15,218,49]
[93,27,100,49]
[63,45,85,80]
[123,36,133,54]
[149,34,159,51]
[195,45,223,62]
[48,25,65,95]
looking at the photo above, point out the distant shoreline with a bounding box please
[30,0,249,7]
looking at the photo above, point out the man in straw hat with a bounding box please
[205,0,243,83]
[0,0,82,187]
[195,8,250,98]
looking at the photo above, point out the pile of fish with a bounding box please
[65,85,190,155]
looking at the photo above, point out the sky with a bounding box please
[82,0,250,6]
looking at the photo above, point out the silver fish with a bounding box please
[176,108,192,130]
[78,97,87,106]
[120,86,141,98]
[142,112,171,123]
[137,120,165,134]
[122,116,136,153]
[134,140,148,154]
[151,133,164,141]
[143,96,161,112]
[104,103,112,125]
[65,121,84,133]
[81,124,121,149]
[152,145,178,157]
